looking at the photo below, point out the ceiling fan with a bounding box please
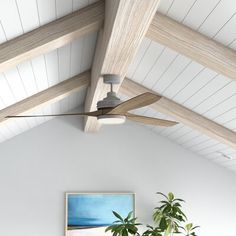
[6,75,178,127]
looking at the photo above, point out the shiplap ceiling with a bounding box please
[0,0,236,173]
[0,0,97,142]
[126,0,236,172]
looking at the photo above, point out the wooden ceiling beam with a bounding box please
[0,1,104,73]
[0,71,90,124]
[0,1,235,142]
[84,0,160,132]
[120,78,236,150]
[1,69,235,149]
[0,2,235,82]
[147,13,236,80]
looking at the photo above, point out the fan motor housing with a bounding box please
[97,92,122,109]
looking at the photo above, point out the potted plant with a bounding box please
[105,192,199,236]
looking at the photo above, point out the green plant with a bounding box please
[105,192,199,236]
[179,223,199,236]
[142,225,162,236]
[105,211,141,236]
[152,192,187,235]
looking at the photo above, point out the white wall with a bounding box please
[0,115,236,236]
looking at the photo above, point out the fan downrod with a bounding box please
[97,74,122,109]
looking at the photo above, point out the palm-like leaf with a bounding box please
[105,211,140,236]
[143,225,162,236]
[153,192,187,236]
[179,223,200,236]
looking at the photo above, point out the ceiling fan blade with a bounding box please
[108,92,161,115]
[6,110,101,119]
[126,113,178,127]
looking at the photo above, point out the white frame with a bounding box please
[65,192,135,236]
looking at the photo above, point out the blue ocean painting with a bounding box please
[67,194,134,228]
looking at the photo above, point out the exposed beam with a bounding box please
[147,13,236,80]
[2,69,235,149]
[120,78,236,150]
[0,3,235,82]
[0,71,90,124]
[0,1,104,73]
[84,0,160,132]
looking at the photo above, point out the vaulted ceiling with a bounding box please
[0,0,236,173]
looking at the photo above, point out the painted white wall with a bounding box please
[0,115,235,236]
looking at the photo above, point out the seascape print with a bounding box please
[66,193,134,236]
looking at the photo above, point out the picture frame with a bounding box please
[65,192,135,236]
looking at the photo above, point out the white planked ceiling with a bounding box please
[126,0,236,173]
[0,0,98,143]
[0,0,236,173]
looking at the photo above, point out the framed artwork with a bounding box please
[65,193,135,236]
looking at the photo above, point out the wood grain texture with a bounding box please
[0,71,90,124]
[121,78,236,150]
[126,113,177,127]
[109,92,161,114]
[147,13,236,80]
[0,1,104,72]
[84,0,160,132]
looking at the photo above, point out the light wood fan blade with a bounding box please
[109,92,161,114]
[126,113,178,126]
[6,110,101,118]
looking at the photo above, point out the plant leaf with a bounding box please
[113,211,124,222]
[186,223,193,231]
[156,192,168,200]
[168,192,174,201]
[164,224,172,236]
